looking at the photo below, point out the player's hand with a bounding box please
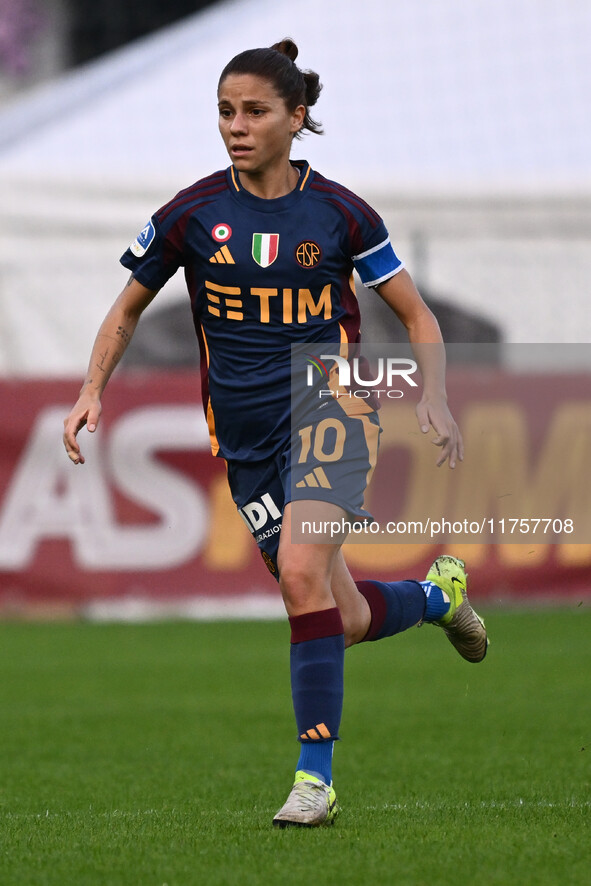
[416,396,464,468]
[63,395,102,465]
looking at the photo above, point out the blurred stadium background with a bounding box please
[0,0,590,615]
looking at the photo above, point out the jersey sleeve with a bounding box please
[352,229,405,288]
[120,213,184,291]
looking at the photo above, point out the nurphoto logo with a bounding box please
[305,353,418,400]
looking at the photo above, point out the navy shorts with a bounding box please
[226,401,381,580]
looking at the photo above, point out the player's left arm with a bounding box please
[376,269,464,469]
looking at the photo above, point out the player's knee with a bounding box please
[278,562,332,615]
[278,562,315,605]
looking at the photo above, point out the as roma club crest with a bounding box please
[295,240,322,268]
[252,233,279,268]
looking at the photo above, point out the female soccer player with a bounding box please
[63,39,488,828]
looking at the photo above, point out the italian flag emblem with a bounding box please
[252,233,279,267]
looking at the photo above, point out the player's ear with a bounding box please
[290,104,306,135]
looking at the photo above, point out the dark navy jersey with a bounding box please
[120,161,404,460]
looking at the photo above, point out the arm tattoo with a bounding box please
[116,326,130,344]
[96,347,110,373]
[95,346,121,373]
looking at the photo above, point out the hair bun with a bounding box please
[272,38,298,62]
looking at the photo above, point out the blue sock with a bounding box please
[420,580,451,622]
[356,579,426,641]
[297,740,335,785]
[289,607,344,786]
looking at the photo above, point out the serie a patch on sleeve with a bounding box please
[130,219,156,257]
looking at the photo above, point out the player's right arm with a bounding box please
[62,276,158,464]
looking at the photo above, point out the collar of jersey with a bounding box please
[227,160,313,212]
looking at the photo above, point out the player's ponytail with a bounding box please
[218,38,323,139]
[271,38,323,136]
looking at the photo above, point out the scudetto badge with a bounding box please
[252,233,279,267]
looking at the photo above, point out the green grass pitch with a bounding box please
[0,608,589,885]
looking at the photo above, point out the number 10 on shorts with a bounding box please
[298,418,346,463]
